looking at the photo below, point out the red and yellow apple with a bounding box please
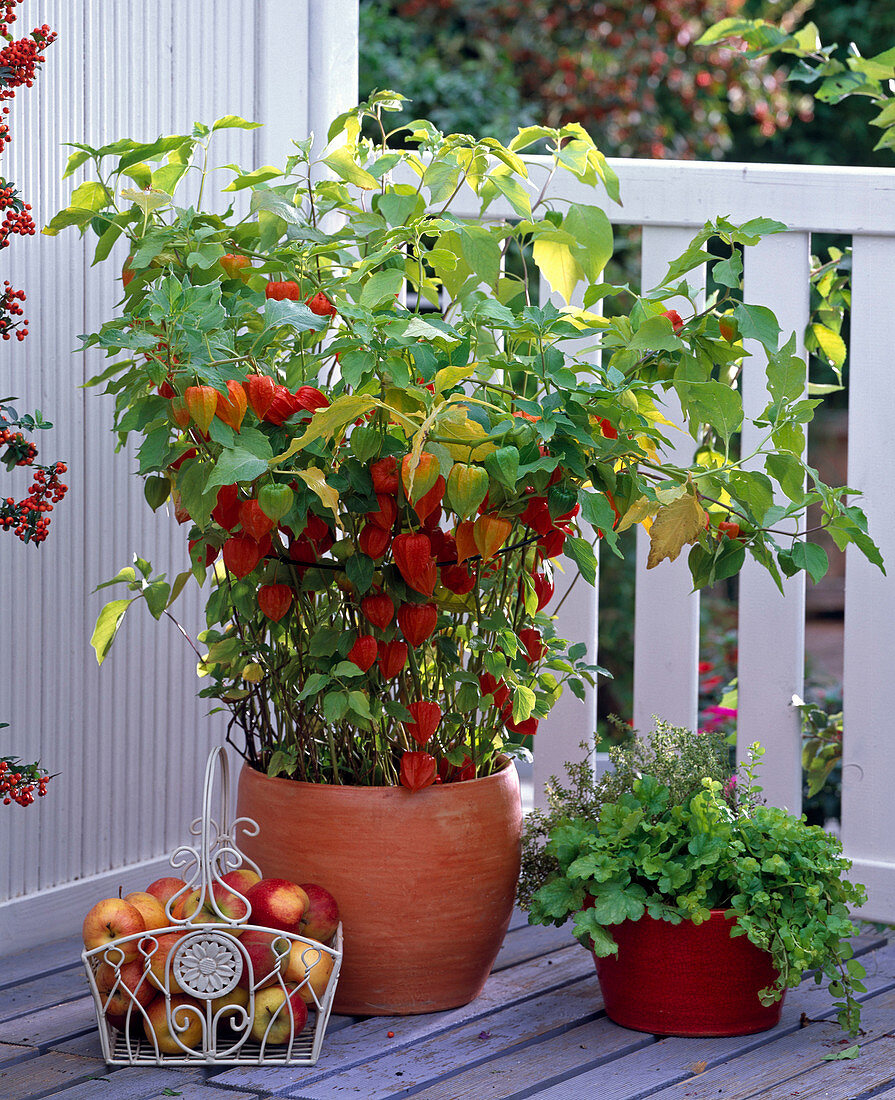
[237,929,291,990]
[285,942,335,1005]
[297,883,340,944]
[143,994,204,1054]
[244,879,309,934]
[123,891,168,932]
[145,876,190,919]
[95,957,155,1030]
[220,868,261,895]
[144,930,188,994]
[211,984,250,1029]
[179,883,249,927]
[250,983,308,1045]
[82,898,146,962]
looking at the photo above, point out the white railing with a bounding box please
[3,0,895,949]
[452,158,895,921]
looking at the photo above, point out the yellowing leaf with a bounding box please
[616,496,659,534]
[434,364,478,393]
[438,405,497,460]
[295,468,340,521]
[647,490,706,569]
[532,235,584,305]
[271,395,377,462]
[636,392,680,430]
[559,306,609,330]
[120,187,171,215]
[242,662,264,683]
[811,322,847,369]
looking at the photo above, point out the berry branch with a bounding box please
[1,1,57,804]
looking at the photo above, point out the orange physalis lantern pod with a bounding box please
[403,700,442,746]
[400,751,437,791]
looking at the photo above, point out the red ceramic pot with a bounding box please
[235,759,522,1015]
[593,909,783,1036]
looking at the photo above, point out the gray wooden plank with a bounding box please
[642,984,895,1100]
[48,1032,105,1059]
[0,967,93,1024]
[208,942,594,1096]
[0,1051,106,1100]
[0,996,97,1049]
[507,908,530,933]
[0,1041,39,1067]
[142,1087,261,1100]
[521,938,895,1100]
[279,974,607,1099]
[492,922,574,972]
[396,1019,654,1100]
[28,1066,205,1100]
[0,938,83,994]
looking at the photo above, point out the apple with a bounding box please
[95,957,155,1030]
[179,883,249,926]
[210,984,249,1029]
[143,994,204,1054]
[250,984,308,1045]
[123,891,168,932]
[237,929,291,990]
[244,879,309,934]
[220,867,261,895]
[284,942,335,1005]
[297,883,340,943]
[144,930,188,995]
[82,898,146,962]
[145,876,190,920]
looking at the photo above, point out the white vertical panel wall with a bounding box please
[841,235,895,922]
[0,0,359,952]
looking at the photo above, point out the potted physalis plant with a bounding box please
[522,723,867,1038]
[48,90,878,1014]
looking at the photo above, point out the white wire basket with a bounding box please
[82,746,343,1065]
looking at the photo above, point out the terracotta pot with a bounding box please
[593,909,783,1036]
[235,759,522,1015]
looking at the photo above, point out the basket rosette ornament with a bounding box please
[51,91,879,1013]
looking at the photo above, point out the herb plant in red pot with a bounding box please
[52,91,878,1014]
[522,726,867,1037]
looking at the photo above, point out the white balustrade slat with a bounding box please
[0,0,359,953]
[737,233,810,813]
[632,225,704,736]
[841,234,895,922]
[533,279,599,807]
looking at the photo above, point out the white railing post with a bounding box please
[632,225,704,736]
[841,234,895,921]
[738,233,810,812]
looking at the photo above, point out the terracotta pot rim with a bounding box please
[238,754,516,793]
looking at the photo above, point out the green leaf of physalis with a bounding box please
[765,453,805,502]
[565,536,598,587]
[263,299,328,333]
[211,114,262,132]
[766,335,805,405]
[91,599,133,665]
[358,268,405,308]
[346,553,374,596]
[512,684,536,723]
[206,448,271,491]
[460,225,502,290]
[629,314,683,352]
[484,446,520,490]
[564,204,614,281]
[322,146,378,190]
[712,249,743,289]
[675,380,743,445]
[143,579,171,620]
[298,673,331,700]
[221,165,282,192]
[94,567,138,592]
[733,303,781,351]
[790,541,829,583]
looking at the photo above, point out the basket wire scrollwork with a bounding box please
[81,746,343,1065]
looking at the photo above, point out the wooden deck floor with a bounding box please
[1,914,894,1100]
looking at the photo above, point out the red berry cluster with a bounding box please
[0,757,50,806]
[0,279,27,339]
[0,417,68,543]
[0,180,35,249]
